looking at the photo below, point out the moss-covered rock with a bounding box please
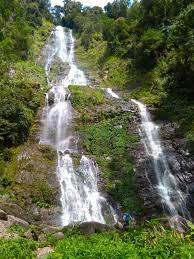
[0,143,60,224]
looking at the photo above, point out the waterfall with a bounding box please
[106,88,120,99]
[104,86,190,223]
[40,26,116,226]
[131,99,190,220]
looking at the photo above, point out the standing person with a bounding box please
[123,212,133,226]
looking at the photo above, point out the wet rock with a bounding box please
[2,143,60,225]
[132,115,194,218]
[8,215,29,228]
[169,215,190,233]
[0,210,8,221]
[79,222,113,236]
[47,91,55,106]
[36,247,54,259]
[52,232,64,240]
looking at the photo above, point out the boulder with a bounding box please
[79,222,112,236]
[0,210,8,221]
[42,226,62,234]
[8,215,29,228]
[36,247,54,259]
[52,232,64,240]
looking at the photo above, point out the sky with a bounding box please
[50,0,114,8]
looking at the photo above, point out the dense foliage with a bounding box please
[0,1,51,164]
[48,221,194,259]
[61,0,194,153]
[2,220,194,258]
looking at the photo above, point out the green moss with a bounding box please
[69,85,105,111]
[1,144,57,208]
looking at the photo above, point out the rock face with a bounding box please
[1,143,61,225]
[161,123,194,218]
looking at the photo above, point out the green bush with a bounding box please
[0,238,37,258]
[32,181,54,208]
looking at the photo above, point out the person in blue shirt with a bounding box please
[123,213,133,226]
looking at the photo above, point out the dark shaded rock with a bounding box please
[0,202,30,222]
[47,91,55,106]
[78,222,113,236]
[0,210,8,221]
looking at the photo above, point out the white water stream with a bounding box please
[40,26,116,226]
[131,99,190,219]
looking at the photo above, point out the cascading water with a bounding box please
[106,88,120,99]
[40,26,116,226]
[131,99,190,220]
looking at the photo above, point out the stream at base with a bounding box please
[40,26,116,226]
